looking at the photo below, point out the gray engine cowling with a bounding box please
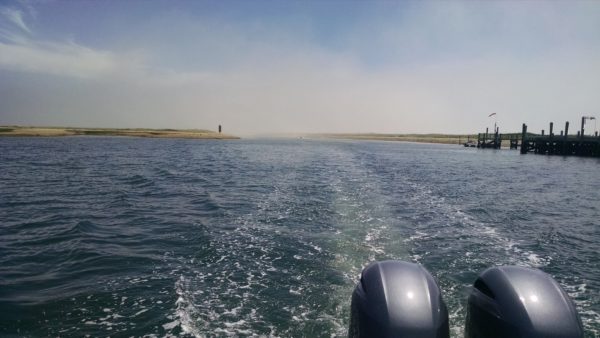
[465,266,583,338]
[349,260,449,338]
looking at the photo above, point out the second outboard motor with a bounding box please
[349,260,449,338]
[466,266,583,338]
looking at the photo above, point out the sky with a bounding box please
[1,0,599,135]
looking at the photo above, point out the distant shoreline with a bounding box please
[0,127,483,144]
[0,126,240,140]
[312,133,477,145]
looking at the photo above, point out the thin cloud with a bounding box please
[0,3,126,79]
[0,39,125,79]
[1,8,31,34]
[17,0,39,19]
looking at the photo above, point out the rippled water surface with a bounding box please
[0,137,599,337]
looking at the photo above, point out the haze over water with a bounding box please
[0,137,598,337]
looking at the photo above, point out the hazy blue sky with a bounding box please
[1,0,599,135]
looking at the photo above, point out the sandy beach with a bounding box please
[0,126,239,139]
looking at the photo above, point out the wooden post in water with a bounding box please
[563,122,570,155]
[495,127,500,148]
[520,123,528,154]
[541,129,545,136]
[218,125,222,133]
[548,122,555,154]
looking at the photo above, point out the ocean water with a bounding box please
[0,136,598,337]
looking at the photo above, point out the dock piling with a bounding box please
[520,124,528,154]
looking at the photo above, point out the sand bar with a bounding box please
[0,126,239,139]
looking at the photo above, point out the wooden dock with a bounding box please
[520,121,600,157]
[472,117,600,157]
[476,128,524,149]
[477,127,501,149]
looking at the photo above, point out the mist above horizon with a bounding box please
[1,1,599,135]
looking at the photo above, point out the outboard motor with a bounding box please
[466,266,583,338]
[349,260,449,338]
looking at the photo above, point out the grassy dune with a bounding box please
[0,126,239,139]
[315,133,477,145]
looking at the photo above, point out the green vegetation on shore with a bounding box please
[314,133,478,145]
[0,126,239,139]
